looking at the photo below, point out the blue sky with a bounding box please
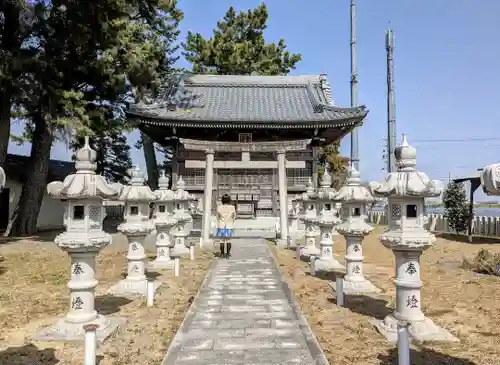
[8,0,500,199]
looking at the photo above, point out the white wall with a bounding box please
[5,178,65,230]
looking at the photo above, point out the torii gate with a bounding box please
[179,138,312,247]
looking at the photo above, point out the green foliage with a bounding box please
[0,0,41,164]
[317,142,349,188]
[70,108,132,184]
[443,182,469,234]
[4,0,183,236]
[183,3,301,75]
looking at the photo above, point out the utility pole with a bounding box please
[349,0,359,170]
[386,28,397,173]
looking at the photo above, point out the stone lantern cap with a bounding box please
[171,176,195,225]
[371,135,442,198]
[334,166,375,204]
[119,166,156,202]
[47,136,121,200]
[480,164,500,196]
[315,168,337,201]
[153,169,175,202]
[173,176,196,202]
[307,216,338,228]
[155,216,178,229]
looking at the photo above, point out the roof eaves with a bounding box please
[131,115,366,130]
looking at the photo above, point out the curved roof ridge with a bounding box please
[182,73,324,86]
[305,77,365,114]
[319,73,334,105]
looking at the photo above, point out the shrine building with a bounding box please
[126,74,368,243]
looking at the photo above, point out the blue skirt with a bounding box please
[216,227,233,238]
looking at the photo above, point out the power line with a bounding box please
[411,137,500,143]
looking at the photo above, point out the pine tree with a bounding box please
[71,107,132,184]
[317,142,349,188]
[5,0,183,236]
[0,1,38,167]
[443,181,469,234]
[183,3,301,75]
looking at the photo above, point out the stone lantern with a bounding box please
[295,178,320,257]
[150,170,177,269]
[333,166,379,294]
[287,199,302,248]
[308,169,343,271]
[481,163,500,195]
[108,166,161,297]
[190,197,204,235]
[370,135,457,343]
[171,176,196,258]
[33,137,125,341]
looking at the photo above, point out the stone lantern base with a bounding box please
[31,314,126,343]
[150,251,174,269]
[171,234,190,256]
[150,222,177,269]
[107,278,162,297]
[338,279,381,295]
[315,258,344,272]
[107,230,162,297]
[31,233,127,342]
[371,314,459,343]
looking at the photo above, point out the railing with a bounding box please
[103,202,125,220]
[367,211,500,238]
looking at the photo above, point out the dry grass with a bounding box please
[272,228,500,365]
[0,232,212,365]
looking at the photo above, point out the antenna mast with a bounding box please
[386,28,397,172]
[349,0,359,170]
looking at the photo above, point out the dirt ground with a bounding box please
[272,228,500,365]
[0,231,213,365]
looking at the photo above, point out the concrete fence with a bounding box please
[367,211,500,238]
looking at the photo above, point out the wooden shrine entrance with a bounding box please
[217,168,274,218]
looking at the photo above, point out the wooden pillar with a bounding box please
[171,140,179,189]
[277,148,288,244]
[201,149,215,248]
[272,170,278,216]
[468,180,480,243]
[311,145,318,189]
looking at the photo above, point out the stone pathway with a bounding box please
[160,238,329,365]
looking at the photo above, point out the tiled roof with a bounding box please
[5,154,74,183]
[127,74,367,126]
[452,169,483,184]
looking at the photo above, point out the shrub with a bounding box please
[443,181,469,234]
[470,249,500,275]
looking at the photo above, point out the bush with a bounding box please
[469,249,500,276]
[443,182,469,234]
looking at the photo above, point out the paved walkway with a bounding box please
[160,238,329,365]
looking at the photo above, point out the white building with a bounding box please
[1,154,74,231]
